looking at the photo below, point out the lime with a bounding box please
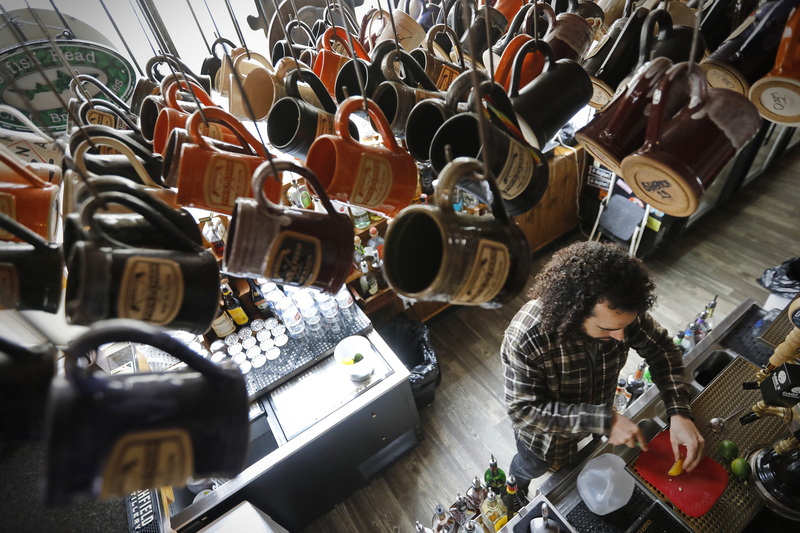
[731,457,751,479]
[353,353,364,363]
[718,440,739,461]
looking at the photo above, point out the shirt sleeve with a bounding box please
[501,324,612,437]
[627,312,694,419]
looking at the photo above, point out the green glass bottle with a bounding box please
[483,455,506,499]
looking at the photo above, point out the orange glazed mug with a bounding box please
[306,96,418,217]
[749,6,800,125]
[0,145,59,242]
[314,26,370,98]
[175,107,280,215]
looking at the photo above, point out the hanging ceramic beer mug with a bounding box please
[267,68,360,160]
[383,157,531,308]
[374,8,427,52]
[76,98,150,151]
[540,0,595,62]
[410,24,466,91]
[0,104,62,167]
[457,4,508,69]
[201,36,237,84]
[44,319,249,505]
[161,127,253,188]
[749,5,800,125]
[65,191,220,333]
[335,39,396,103]
[0,335,56,441]
[306,96,418,217]
[0,212,63,313]
[62,176,202,261]
[224,159,353,293]
[175,107,281,215]
[0,144,60,242]
[314,26,370,98]
[372,49,444,138]
[620,63,762,217]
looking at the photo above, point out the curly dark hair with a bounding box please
[529,241,657,341]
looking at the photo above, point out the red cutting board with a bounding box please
[635,429,728,517]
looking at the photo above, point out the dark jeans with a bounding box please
[509,432,553,494]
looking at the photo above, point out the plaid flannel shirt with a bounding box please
[501,299,693,464]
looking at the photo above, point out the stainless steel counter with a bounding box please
[504,298,794,533]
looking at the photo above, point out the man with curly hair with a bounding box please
[502,240,704,494]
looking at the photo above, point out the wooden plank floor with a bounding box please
[301,145,800,532]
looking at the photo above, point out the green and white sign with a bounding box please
[0,40,135,132]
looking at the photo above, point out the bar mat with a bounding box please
[565,486,652,533]
[719,306,775,367]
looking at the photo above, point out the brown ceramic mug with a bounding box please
[224,159,353,293]
[620,63,762,217]
[0,145,60,242]
[383,157,531,308]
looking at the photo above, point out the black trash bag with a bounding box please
[377,315,441,408]
[758,257,800,299]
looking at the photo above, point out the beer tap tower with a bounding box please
[740,297,800,521]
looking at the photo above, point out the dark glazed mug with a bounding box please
[65,192,220,333]
[0,336,56,441]
[620,63,762,217]
[0,212,63,313]
[383,157,531,308]
[44,320,248,504]
[224,159,353,293]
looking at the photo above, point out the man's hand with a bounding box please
[669,414,705,472]
[609,412,648,450]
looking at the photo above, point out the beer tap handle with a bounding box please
[756,299,800,382]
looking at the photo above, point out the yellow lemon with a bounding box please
[342,358,355,365]
[667,458,684,476]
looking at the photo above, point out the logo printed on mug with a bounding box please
[451,239,511,305]
[100,427,194,499]
[436,64,461,90]
[118,257,185,324]
[265,230,322,286]
[85,109,122,129]
[0,193,15,239]
[0,263,19,308]
[197,122,225,140]
[497,141,537,199]
[203,154,251,211]
[352,153,392,207]
[760,86,800,115]
[315,113,335,137]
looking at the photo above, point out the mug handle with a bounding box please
[551,0,579,15]
[78,99,142,135]
[470,79,524,132]
[232,49,275,75]
[70,127,166,188]
[445,69,489,114]
[359,8,388,51]
[335,96,402,154]
[504,3,535,40]
[0,144,53,188]
[433,157,513,226]
[284,68,338,114]
[0,211,54,250]
[508,39,556,98]
[426,23,466,69]
[322,25,370,60]
[0,105,55,143]
[185,107,269,157]
[324,2,360,34]
[63,320,235,391]
[161,74,218,109]
[70,74,133,113]
[79,191,205,253]
[73,176,198,240]
[252,158,341,218]
[380,49,440,92]
[637,9,672,70]
[644,63,708,151]
[146,55,206,87]
[524,2,555,38]
[284,18,316,47]
[212,36,237,60]
[774,6,800,74]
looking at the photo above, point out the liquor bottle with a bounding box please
[431,503,457,533]
[479,490,508,532]
[358,259,378,298]
[457,520,481,533]
[626,362,647,405]
[695,310,709,341]
[200,216,226,259]
[221,283,249,326]
[681,321,698,352]
[288,178,312,209]
[704,295,718,331]
[502,474,528,521]
[672,330,687,356]
[416,521,434,533]
[367,226,385,258]
[465,475,488,511]
[484,455,506,498]
[353,236,365,268]
[613,378,628,413]
[210,306,236,337]
[350,206,371,229]
[246,278,271,317]
[449,493,478,527]
[371,253,387,291]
